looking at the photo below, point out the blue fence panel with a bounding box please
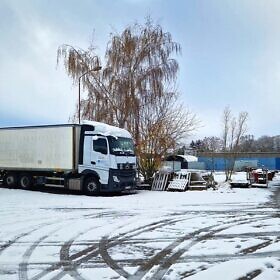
[198,157,225,171]
[198,156,278,171]
[276,158,280,170]
[258,158,276,170]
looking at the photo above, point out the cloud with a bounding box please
[0,1,80,125]
[1,0,280,139]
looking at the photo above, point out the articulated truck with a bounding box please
[0,121,137,195]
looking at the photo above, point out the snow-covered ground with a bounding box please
[0,173,280,280]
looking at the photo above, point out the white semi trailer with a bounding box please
[0,121,137,195]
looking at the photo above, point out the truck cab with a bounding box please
[79,121,137,194]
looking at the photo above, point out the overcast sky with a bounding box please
[0,0,280,139]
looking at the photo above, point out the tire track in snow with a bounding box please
[99,236,130,278]
[239,237,280,255]
[1,194,278,280]
[94,212,254,279]
[17,211,123,280]
[135,215,271,280]
[60,248,280,267]
[0,210,104,255]
[0,221,59,256]
[98,215,210,279]
[180,249,280,262]
[30,216,190,280]
[236,269,262,280]
[18,227,63,280]
[60,218,183,280]
[27,214,146,280]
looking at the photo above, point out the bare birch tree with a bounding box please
[222,107,249,180]
[57,18,197,181]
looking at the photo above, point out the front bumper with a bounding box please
[101,168,136,192]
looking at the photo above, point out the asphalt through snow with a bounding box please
[274,187,280,208]
[0,186,279,279]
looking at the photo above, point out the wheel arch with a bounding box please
[82,172,101,195]
[80,169,100,186]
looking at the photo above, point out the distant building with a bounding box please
[164,155,204,171]
[197,152,280,171]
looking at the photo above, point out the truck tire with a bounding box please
[83,177,100,196]
[19,174,33,190]
[4,173,18,188]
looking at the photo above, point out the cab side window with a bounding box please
[93,138,108,155]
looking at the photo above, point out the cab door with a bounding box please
[91,136,110,184]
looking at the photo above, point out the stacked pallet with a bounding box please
[152,170,207,192]
[151,172,171,191]
[167,173,190,191]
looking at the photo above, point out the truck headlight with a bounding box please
[113,176,120,183]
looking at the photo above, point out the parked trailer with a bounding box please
[0,121,136,195]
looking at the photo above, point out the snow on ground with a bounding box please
[0,172,279,279]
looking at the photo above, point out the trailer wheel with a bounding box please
[19,174,33,190]
[84,177,100,195]
[4,173,18,188]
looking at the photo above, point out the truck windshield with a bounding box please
[108,136,135,156]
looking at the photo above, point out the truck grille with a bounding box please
[117,163,135,170]
[111,168,136,178]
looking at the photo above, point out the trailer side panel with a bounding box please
[0,126,74,171]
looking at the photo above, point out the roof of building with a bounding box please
[177,155,198,162]
[166,154,198,162]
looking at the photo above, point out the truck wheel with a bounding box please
[19,174,33,190]
[84,177,100,195]
[4,173,18,188]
